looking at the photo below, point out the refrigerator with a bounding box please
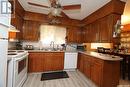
[0,0,11,87]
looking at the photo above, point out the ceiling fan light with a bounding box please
[51,7,62,16]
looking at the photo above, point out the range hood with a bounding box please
[9,25,20,32]
[8,25,20,42]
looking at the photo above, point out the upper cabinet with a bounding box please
[66,26,82,43]
[83,21,99,43]
[10,0,25,40]
[22,20,40,41]
[82,14,121,43]
[11,15,24,40]
[99,16,112,42]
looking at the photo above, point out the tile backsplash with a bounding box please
[22,41,63,50]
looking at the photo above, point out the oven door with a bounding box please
[13,54,28,87]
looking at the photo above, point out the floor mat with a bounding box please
[41,71,69,81]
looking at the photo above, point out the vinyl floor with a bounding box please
[23,70,130,87]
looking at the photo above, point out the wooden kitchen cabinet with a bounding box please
[28,53,44,72]
[91,58,103,86]
[78,53,120,87]
[43,53,64,71]
[66,26,82,43]
[99,16,111,42]
[82,14,121,43]
[28,52,64,73]
[10,0,25,40]
[83,56,91,78]
[77,53,84,73]
[83,21,99,43]
[78,53,102,86]
[11,14,24,40]
[22,20,40,41]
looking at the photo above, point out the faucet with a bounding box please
[50,41,55,50]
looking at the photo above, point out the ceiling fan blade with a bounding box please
[62,4,81,10]
[28,2,50,8]
[61,11,69,18]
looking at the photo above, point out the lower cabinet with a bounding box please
[28,52,64,73]
[78,53,120,87]
[91,61,102,86]
[77,53,84,73]
[83,56,91,78]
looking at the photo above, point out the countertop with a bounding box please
[118,52,130,56]
[27,50,78,53]
[79,51,123,61]
[27,49,122,61]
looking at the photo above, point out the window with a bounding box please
[40,25,66,45]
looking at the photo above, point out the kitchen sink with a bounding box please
[41,48,63,51]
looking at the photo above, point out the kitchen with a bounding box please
[0,0,130,87]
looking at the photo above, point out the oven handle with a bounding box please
[14,53,29,61]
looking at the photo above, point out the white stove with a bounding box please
[7,50,28,87]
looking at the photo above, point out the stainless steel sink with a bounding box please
[41,48,63,51]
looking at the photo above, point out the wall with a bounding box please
[83,43,113,51]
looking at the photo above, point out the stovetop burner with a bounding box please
[8,51,16,53]
[8,53,17,55]
[17,51,25,53]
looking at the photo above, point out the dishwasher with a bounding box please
[64,52,78,70]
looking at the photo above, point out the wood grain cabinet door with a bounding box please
[52,53,64,71]
[66,27,82,43]
[83,57,91,78]
[43,52,64,71]
[23,20,40,41]
[91,61,103,87]
[77,53,84,73]
[28,53,44,72]
[28,52,64,72]
[99,17,109,42]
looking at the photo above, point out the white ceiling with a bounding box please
[18,0,127,20]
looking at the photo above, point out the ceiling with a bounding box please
[18,0,127,20]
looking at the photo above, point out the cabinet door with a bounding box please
[83,56,91,78]
[44,53,64,71]
[66,27,82,43]
[77,53,84,73]
[28,53,44,72]
[11,14,24,40]
[52,53,64,70]
[99,16,112,42]
[91,61,102,86]
[91,21,99,42]
[23,20,40,41]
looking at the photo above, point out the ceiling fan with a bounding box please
[28,0,81,17]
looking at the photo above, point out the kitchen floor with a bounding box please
[23,71,130,87]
